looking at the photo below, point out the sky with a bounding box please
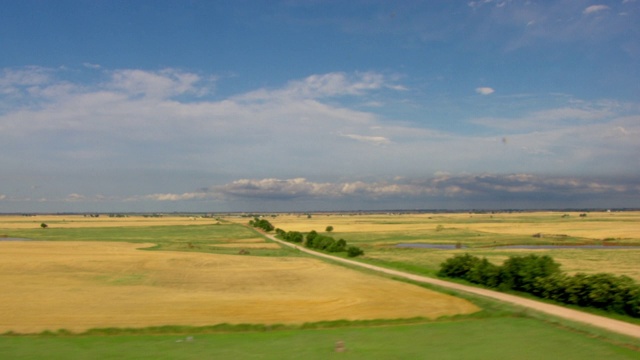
[1,0,639,212]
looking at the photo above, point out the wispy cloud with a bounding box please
[238,72,392,101]
[108,68,210,99]
[340,133,391,146]
[472,102,619,131]
[583,5,610,15]
[82,63,101,69]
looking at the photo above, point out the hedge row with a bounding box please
[248,217,275,232]
[275,228,364,257]
[438,254,640,318]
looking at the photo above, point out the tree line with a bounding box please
[248,217,364,257]
[277,228,364,257]
[248,217,275,232]
[438,253,640,318]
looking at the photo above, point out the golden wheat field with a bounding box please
[0,241,479,334]
[264,211,640,240]
[0,215,208,229]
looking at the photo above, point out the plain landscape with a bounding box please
[1,211,640,359]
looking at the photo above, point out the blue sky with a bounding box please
[1,0,639,212]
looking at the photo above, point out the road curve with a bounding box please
[264,233,640,339]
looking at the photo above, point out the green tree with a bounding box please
[285,231,304,243]
[325,225,334,232]
[437,254,481,279]
[347,246,364,257]
[467,258,501,287]
[306,230,318,248]
[328,239,347,253]
[500,254,560,292]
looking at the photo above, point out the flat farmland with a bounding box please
[266,211,640,280]
[0,215,212,229]
[267,211,640,240]
[1,214,640,358]
[0,227,478,334]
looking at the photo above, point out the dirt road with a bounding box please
[265,233,640,339]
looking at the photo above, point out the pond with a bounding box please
[395,243,640,250]
[396,243,467,249]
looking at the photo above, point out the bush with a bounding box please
[285,231,304,243]
[437,254,482,279]
[347,246,364,257]
[328,239,347,253]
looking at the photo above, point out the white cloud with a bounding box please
[135,192,212,201]
[0,66,52,96]
[0,194,6,201]
[238,72,395,101]
[65,193,86,201]
[475,87,495,95]
[583,5,610,15]
[108,68,208,99]
[340,133,391,146]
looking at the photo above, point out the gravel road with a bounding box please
[265,233,640,339]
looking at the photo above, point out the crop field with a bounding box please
[264,211,640,280]
[0,215,212,229]
[0,217,478,334]
[1,213,639,358]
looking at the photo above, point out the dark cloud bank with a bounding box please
[137,174,640,212]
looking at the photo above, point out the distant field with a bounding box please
[267,211,640,241]
[0,215,212,229]
[265,211,640,280]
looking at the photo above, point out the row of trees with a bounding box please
[438,254,640,317]
[248,217,275,232]
[275,228,364,257]
[248,218,364,257]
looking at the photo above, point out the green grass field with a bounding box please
[2,318,639,360]
[3,222,297,257]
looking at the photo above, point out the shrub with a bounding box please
[328,239,347,253]
[437,254,482,279]
[347,246,364,257]
[285,231,304,243]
